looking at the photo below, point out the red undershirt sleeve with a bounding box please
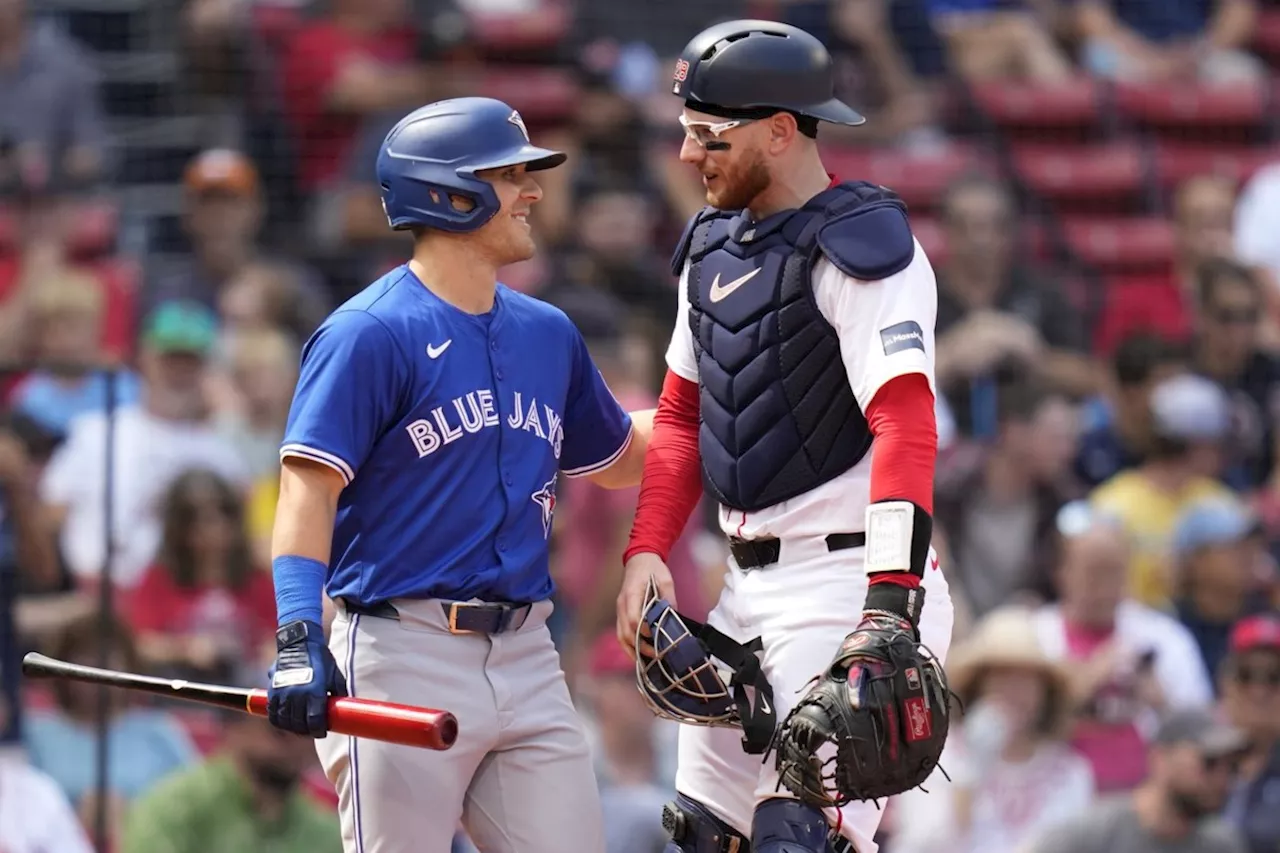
[623,370,704,564]
[865,372,937,588]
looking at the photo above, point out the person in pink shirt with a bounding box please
[1033,501,1215,793]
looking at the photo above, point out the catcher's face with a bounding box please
[679,108,772,211]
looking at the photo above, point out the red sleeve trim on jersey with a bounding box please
[865,373,937,590]
[623,370,704,565]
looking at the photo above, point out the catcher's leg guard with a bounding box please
[662,793,751,853]
[750,798,857,853]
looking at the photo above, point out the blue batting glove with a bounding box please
[267,619,348,737]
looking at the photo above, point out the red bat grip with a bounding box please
[246,691,459,751]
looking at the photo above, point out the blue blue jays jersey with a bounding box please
[280,265,633,605]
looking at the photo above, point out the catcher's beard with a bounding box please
[708,148,771,212]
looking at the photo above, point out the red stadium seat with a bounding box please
[1152,141,1280,189]
[1114,79,1269,129]
[1010,141,1147,210]
[480,67,579,122]
[1062,216,1175,273]
[469,2,571,53]
[820,142,992,211]
[970,76,1105,130]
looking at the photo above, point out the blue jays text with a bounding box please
[275,265,634,607]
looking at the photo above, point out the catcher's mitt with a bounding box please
[770,610,950,808]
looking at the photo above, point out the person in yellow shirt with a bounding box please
[1090,373,1237,610]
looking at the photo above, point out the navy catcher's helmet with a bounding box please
[635,578,778,754]
[671,19,864,127]
[376,97,567,234]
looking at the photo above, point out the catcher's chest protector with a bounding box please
[676,182,901,512]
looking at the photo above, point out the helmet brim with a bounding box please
[801,97,866,127]
[462,144,568,174]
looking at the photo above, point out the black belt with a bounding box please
[341,598,533,634]
[728,532,865,570]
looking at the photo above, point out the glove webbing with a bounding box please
[676,613,777,755]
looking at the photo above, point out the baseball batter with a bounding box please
[616,20,955,853]
[265,97,652,853]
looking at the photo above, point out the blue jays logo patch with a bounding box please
[508,110,530,143]
[531,475,557,539]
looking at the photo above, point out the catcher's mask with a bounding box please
[635,578,777,754]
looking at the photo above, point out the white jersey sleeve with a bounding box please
[665,261,699,382]
[811,238,938,411]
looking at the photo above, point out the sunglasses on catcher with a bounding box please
[678,115,757,151]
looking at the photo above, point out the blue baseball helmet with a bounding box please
[376,97,567,233]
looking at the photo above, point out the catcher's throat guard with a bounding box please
[770,609,951,809]
[635,578,777,754]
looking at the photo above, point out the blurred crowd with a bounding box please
[0,0,1279,850]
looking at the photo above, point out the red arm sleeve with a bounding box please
[865,373,937,588]
[866,373,937,513]
[622,370,704,564]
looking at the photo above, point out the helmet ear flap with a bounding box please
[382,172,501,233]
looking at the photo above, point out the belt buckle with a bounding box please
[446,602,477,635]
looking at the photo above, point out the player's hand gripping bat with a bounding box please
[21,652,458,750]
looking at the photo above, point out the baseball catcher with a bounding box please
[616,18,956,853]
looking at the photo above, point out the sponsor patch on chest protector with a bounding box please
[880,321,925,355]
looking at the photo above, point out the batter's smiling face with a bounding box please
[678,107,772,211]
[470,162,542,265]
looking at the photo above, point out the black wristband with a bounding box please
[863,583,925,626]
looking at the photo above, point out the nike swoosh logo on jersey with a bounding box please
[709,268,761,303]
[427,340,452,359]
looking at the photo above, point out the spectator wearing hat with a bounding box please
[1034,502,1214,794]
[38,300,250,589]
[1090,372,1238,610]
[1219,615,1280,853]
[1025,708,1249,853]
[142,149,329,327]
[892,606,1094,853]
[1172,498,1272,680]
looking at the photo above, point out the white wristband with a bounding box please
[864,500,916,574]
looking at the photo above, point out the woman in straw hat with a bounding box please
[888,606,1096,853]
